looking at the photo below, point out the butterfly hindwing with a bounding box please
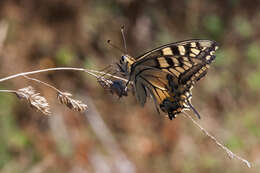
[133,67,172,106]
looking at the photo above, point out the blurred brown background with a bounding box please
[0,0,260,172]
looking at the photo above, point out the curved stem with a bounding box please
[0,67,128,83]
[0,67,84,83]
[23,75,62,93]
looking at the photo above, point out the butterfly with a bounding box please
[117,39,219,120]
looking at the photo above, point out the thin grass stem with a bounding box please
[0,67,127,83]
[182,111,251,168]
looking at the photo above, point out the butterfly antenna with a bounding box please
[107,40,126,54]
[95,64,114,79]
[99,64,113,72]
[187,100,201,119]
[121,25,128,53]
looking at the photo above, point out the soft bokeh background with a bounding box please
[0,0,260,172]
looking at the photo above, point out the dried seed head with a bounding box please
[16,86,36,99]
[97,76,113,89]
[28,93,51,116]
[15,86,51,116]
[97,77,128,98]
[57,92,88,112]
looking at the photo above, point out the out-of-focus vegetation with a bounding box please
[0,0,260,172]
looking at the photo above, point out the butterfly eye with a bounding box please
[119,56,124,64]
[121,55,128,63]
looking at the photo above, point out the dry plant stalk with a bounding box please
[0,68,128,83]
[22,75,88,112]
[16,86,51,115]
[182,112,251,168]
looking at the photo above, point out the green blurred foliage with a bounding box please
[233,16,253,38]
[204,15,224,39]
[226,136,244,151]
[0,94,31,168]
[243,110,260,137]
[247,42,260,64]
[215,48,236,67]
[247,71,260,91]
[55,47,75,66]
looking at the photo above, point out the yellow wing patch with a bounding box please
[162,47,173,55]
[158,57,170,68]
[191,48,200,55]
[178,45,186,55]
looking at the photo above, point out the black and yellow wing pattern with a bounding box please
[118,39,218,120]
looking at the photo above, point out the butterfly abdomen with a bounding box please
[159,97,185,120]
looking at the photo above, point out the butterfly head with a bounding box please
[118,54,136,75]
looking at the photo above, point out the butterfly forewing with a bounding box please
[133,40,217,83]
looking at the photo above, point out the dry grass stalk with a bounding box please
[57,92,88,112]
[0,67,127,83]
[22,75,88,113]
[16,86,51,115]
[182,112,251,168]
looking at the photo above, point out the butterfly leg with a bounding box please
[124,76,132,94]
[186,100,201,119]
